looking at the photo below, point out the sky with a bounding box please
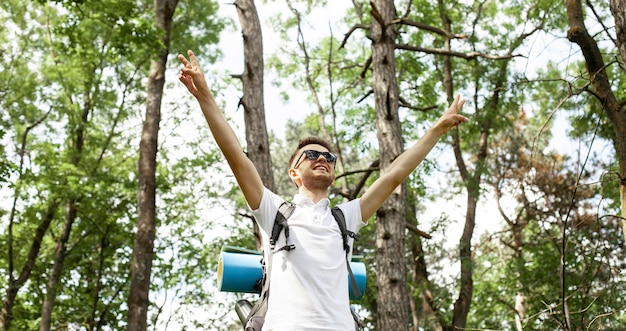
[207,1,353,139]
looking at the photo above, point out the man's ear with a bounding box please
[289,168,301,187]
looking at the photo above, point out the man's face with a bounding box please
[290,144,336,189]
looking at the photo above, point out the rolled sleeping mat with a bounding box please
[217,245,367,300]
[217,246,264,294]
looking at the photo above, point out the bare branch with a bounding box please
[369,1,385,34]
[356,89,373,104]
[334,160,380,200]
[405,222,432,239]
[395,43,518,60]
[399,96,437,113]
[340,23,370,49]
[391,17,468,40]
[360,56,372,78]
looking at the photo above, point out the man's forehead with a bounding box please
[300,144,329,152]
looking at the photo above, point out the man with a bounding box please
[178,50,467,330]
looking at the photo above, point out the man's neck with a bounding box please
[297,186,329,204]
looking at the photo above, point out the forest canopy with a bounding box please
[0,0,624,330]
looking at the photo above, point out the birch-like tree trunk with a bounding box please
[370,1,409,329]
[127,1,178,330]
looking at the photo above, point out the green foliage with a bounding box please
[472,109,626,330]
[260,0,624,330]
[3,0,624,330]
[0,0,226,329]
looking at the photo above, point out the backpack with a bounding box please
[237,201,364,331]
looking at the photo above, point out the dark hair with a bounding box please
[288,136,334,169]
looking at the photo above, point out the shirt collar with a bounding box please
[292,194,330,208]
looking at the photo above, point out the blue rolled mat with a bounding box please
[217,247,264,294]
[217,245,367,300]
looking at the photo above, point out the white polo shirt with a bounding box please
[251,187,365,331]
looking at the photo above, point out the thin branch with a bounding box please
[340,23,370,49]
[391,17,468,40]
[405,222,432,239]
[395,43,517,60]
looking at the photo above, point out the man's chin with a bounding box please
[303,176,334,189]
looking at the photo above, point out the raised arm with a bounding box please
[178,50,264,209]
[359,95,467,222]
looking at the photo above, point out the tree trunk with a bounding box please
[610,0,626,242]
[234,0,274,251]
[438,1,477,327]
[40,95,91,331]
[566,0,626,242]
[611,0,626,68]
[451,195,477,329]
[39,200,78,331]
[410,228,443,331]
[370,1,409,330]
[127,1,178,330]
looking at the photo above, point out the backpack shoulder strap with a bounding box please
[270,201,296,253]
[331,207,362,299]
[331,207,359,251]
[244,201,296,330]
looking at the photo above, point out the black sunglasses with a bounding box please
[294,150,337,168]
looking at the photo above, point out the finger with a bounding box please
[178,54,190,67]
[449,96,465,114]
[188,49,199,68]
[178,54,189,65]
[457,99,466,110]
[454,115,468,125]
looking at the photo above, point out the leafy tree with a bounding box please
[472,109,626,330]
[1,0,150,329]
[0,0,225,329]
[129,0,227,327]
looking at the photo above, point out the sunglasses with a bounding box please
[293,150,337,168]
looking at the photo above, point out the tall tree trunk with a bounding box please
[39,200,78,331]
[566,0,626,242]
[234,0,274,251]
[127,1,178,330]
[40,96,91,331]
[612,0,626,67]
[437,0,477,327]
[610,0,626,241]
[408,194,443,331]
[370,1,409,329]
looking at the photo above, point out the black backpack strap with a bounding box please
[270,201,296,253]
[244,202,295,330]
[331,207,362,299]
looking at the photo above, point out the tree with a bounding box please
[234,0,275,251]
[565,0,626,241]
[1,0,228,329]
[369,1,411,329]
[0,1,151,329]
[127,0,179,330]
[471,109,626,330]
[128,0,227,328]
